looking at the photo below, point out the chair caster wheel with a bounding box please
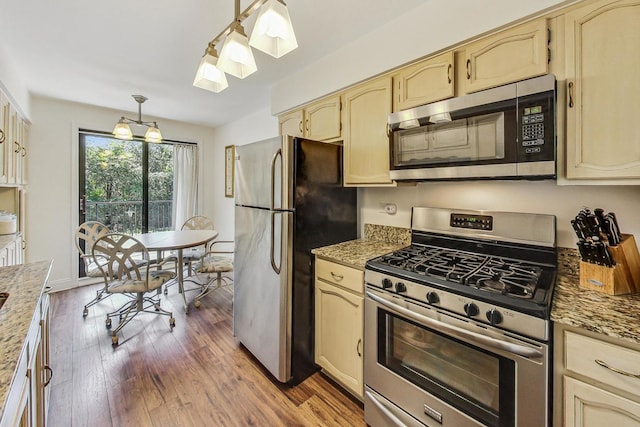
[154,303,160,311]
[106,318,112,329]
[96,291,102,300]
[163,288,168,295]
[194,300,201,309]
[83,308,88,317]
[111,335,119,346]
[184,305,189,314]
[169,317,176,328]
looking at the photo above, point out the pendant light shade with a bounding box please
[112,95,163,143]
[113,118,133,140]
[249,0,297,58]
[217,24,257,79]
[144,124,163,143]
[193,45,229,93]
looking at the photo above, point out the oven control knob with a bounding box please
[463,302,479,317]
[395,282,407,293]
[381,278,393,289]
[426,291,439,304]
[486,309,503,325]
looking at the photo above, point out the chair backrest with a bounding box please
[92,233,150,289]
[181,216,214,231]
[75,221,110,259]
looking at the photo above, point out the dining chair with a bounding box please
[75,221,111,317]
[92,232,176,346]
[163,215,215,295]
[192,240,234,309]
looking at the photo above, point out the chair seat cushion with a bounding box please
[109,270,175,293]
[197,255,233,273]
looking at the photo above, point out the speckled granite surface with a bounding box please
[552,248,640,346]
[312,225,409,269]
[364,224,411,246]
[0,261,52,420]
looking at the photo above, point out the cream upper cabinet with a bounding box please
[392,51,455,112]
[314,259,364,399]
[462,19,549,93]
[343,76,395,186]
[304,95,342,142]
[279,95,342,142]
[279,109,304,138]
[0,91,8,185]
[564,0,640,180]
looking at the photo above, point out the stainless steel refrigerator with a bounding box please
[233,135,357,384]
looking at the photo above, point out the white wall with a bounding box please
[0,44,31,119]
[360,182,640,249]
[204,107,278,242]
[27,95,216,291]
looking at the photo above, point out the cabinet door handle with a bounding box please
[447,63,452,84]
[0,129,5,143]
[595,359,640,379]
[330,272,343,281]
[21,146,26,157]
[14,141,20,153]
[568,81,574,108]
[357,338,362,357]
[305,119,309,132]
[43,365,54,387]
[298,120,303,134]
[466,59,471,80]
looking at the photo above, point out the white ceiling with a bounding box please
[0,0,427,128]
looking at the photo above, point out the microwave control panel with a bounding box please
[518,90,555,162]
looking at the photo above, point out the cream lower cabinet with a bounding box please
[314,258,364,399]
[555,324,640,427]
[343,76,394,186]
[564,0,640,180]
[461,18,549,94]
[1,291,51,427]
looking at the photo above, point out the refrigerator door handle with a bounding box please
[270,148,282,211]
[270,211,282,274]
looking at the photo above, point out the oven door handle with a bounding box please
[366,291,544,359]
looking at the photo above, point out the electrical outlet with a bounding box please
[384,204,397,215]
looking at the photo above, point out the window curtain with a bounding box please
[172,144,198,230]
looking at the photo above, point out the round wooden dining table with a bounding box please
[135,229,218,312]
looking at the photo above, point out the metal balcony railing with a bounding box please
[84,200,173,234]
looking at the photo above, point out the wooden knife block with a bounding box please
[579,234,640,295]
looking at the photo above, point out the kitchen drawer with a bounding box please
[565,330,640,397]
[316,258,364,294]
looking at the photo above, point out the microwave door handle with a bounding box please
[366,291,543,359]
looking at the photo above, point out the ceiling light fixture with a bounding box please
[112,95,163,143]
[193,0,297,92]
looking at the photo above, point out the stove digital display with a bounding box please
[450,213,493,231]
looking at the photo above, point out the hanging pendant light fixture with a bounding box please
[193,43,229,93]
[112,95,163,143]
[217,22,257,79]
[193,0,296,91]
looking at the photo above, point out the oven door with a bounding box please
[364,288,549,427]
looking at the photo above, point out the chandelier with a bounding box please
[112,95,163,143]
[193,0,297,93]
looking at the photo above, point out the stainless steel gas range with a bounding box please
[364,207,557,427]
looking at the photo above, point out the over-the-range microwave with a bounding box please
[388,74,556,181]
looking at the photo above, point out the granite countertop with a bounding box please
[552,248,640,346]
[311,224,411,269]
[0,261,53,420]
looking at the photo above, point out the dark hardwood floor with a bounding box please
[47,280,365,427]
